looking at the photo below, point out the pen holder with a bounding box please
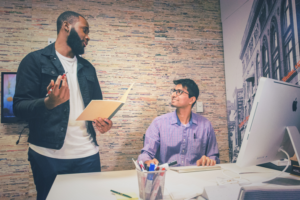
[136,169,167,200]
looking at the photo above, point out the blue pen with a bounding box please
[145,163,155,198]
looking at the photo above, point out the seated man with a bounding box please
[138,79,220,167]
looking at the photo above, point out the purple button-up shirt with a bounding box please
[137,111,220,166]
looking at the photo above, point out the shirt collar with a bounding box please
[171,110,195,126]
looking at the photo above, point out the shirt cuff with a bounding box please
[209,156,220,164]
[137,152,153,163]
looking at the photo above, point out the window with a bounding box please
[249,38,253,54]
[262,38,270,78]
[271,19,280,80]
[285,40,294,72]
[254,28,259,43]
[281,0,295,77]
[256,53,260,82]
[283,0,291,32]
[259,4,267,28]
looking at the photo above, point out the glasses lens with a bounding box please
[177,90,183,95]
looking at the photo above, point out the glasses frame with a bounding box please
[170,88,189,96]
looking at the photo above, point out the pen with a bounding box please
[168,160,177,166]
[46,72,68,96]
[158,160,177,168]
[145,163,156,199]
[150,167,166,200]
[110,190,132,198]
[139,160,146,172]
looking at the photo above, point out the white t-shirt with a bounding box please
[29,51,99,159]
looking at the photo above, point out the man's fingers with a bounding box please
[104,119,112,126]
[206,157,211,166]
[94,119,102,128]
[97,118,107,126]
[51,75,61,94]
[145,159,157,167]
[94,118,113,134]
[47,80,54,91]
[197,156,216,166]
[153,158,159,165]
[201,155,207,166]
[60,77,70,100]
[202,158,206,166]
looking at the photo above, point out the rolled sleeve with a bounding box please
[137,118,161,163]
[206,123,220,164]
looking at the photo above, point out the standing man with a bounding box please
[138,79,220,167]
[13,11,112,200]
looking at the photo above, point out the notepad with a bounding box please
[114,192,138,200]
[169,165,221,173]
[76,83,134,121]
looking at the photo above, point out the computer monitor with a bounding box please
[1,72,19,123]
[236,77,300,167]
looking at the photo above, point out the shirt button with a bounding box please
[61,127,64,131]
[182,150,184,153]
[51,71,55,74]
[182,161,184,164]
[184,139,185,141]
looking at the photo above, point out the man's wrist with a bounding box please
[44,97,56,110]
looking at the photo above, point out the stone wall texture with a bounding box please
[0,0,228,199]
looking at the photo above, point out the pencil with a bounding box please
[110,190,132,198]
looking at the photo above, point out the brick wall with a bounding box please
[0,0,228,199]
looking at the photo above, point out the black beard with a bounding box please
[67,28,84,55]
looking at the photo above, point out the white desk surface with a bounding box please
[46,163,300,200]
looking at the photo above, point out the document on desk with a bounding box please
[76,83,134,121]
[166,184,203,200]
[169,165,221,173]
[113,192,138,200]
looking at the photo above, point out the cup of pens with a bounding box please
[136,163,167,200]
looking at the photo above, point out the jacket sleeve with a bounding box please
[13,52,47,120]
[92,67,103,100]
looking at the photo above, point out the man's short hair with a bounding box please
[173,79,199,107]
[56,11,85,34]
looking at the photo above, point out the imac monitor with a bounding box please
[236,77,300,167]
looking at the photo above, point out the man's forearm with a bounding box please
[13,98,46,120]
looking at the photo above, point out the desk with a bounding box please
[46,163,300,200]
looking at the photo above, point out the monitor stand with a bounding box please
[280,126,300,165]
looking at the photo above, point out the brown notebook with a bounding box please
[76,83,134,121]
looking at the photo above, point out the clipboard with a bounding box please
[76,83,134,121]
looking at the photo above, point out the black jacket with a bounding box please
[13,43,102,149]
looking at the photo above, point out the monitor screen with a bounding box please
[1,72,19,123]
[236,77,300,167]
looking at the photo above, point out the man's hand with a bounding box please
[44,75,70,110]
[94,118,112,134]
[144,158,159,167]
[196,155,216,166]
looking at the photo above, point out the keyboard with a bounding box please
[169,165,221,173]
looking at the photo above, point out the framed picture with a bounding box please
[1,72,18,123]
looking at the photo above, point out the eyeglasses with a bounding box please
[170,88,189,96]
